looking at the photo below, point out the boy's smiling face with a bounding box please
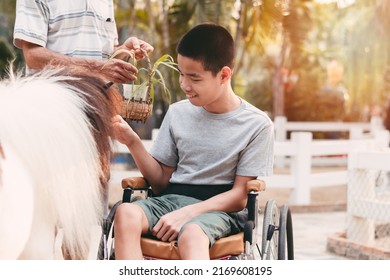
[177,54,229,111]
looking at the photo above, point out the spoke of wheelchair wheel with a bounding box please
[256,244,261,256]
[268,224,277,259]
[271,235,278,259]
[271,247,277,259]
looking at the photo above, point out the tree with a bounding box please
[0,0,24,76]
[376,0,390,109]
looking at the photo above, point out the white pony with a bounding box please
[0,67,120,259]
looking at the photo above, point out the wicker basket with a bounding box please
[118,50,177,123]
[120,50,154,123]
[121,97,153,123]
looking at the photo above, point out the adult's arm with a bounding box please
[20,40,138,84]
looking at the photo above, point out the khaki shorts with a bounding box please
[132,194,245,246]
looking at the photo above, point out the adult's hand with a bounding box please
[97,58,138,84]
[21,40,138,84]
[121,37,154,60]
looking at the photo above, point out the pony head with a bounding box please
[0,65,122,259]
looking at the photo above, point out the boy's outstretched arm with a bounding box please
[111,115,174,192]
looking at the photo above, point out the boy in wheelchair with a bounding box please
[110,23,274,260]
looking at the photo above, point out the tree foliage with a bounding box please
[0,0,388,123]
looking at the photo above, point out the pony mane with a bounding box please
[0,143,4,187]
[0,66,122,259]
[45,66,122,183]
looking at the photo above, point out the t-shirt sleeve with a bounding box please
[149,109,178,167]
[236,120,274,177]
[14,0,49,48]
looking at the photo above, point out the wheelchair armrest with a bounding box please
[246,179,266,193]
[246,179,265,222]
[121,177,151,203]
[121,177,265,192]
[121,177,150,190]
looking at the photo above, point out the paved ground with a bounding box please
[290,211,349,260]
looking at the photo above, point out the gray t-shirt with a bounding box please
[150,98,274,185]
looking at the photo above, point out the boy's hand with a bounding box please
[152,208,193,242]
[111,115,139,146]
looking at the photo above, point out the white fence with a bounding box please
[347,149,390,251]
[260,130,389,205]
[274,116,384,141]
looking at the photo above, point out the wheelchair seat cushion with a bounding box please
[132,194,243,246]
[140,232,244,260]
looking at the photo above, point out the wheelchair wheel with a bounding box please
[278,205,294,260]
[261,199,279,260]
[97,200,121,260]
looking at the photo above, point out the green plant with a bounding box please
[108,49,178,103]
[104,48,178,122]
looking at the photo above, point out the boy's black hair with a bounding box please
[176,23,235,76]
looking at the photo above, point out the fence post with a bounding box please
[349,127,364,139]
[274,116,288,168]
[373,129,390,149]
[289,132,313,205]
[274,116,287,142]
[370,116,384,135]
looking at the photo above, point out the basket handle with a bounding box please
[140,49,152,101]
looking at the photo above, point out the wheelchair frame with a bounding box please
[98,177,294,260]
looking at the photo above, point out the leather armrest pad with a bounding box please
[246,179,266,193]
[121,177,149,190]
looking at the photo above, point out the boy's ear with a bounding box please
[220,66,232,82]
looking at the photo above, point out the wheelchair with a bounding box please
[98,177,294,260]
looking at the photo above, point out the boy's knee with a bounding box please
[115,203,144,228]
[178,223,210,259]
[178,223,209,246]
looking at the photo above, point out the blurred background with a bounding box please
[1,0,389,133]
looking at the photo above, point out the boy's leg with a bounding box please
[178,224,210,260]
[178,211,240,260]
[113,203,150,259]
